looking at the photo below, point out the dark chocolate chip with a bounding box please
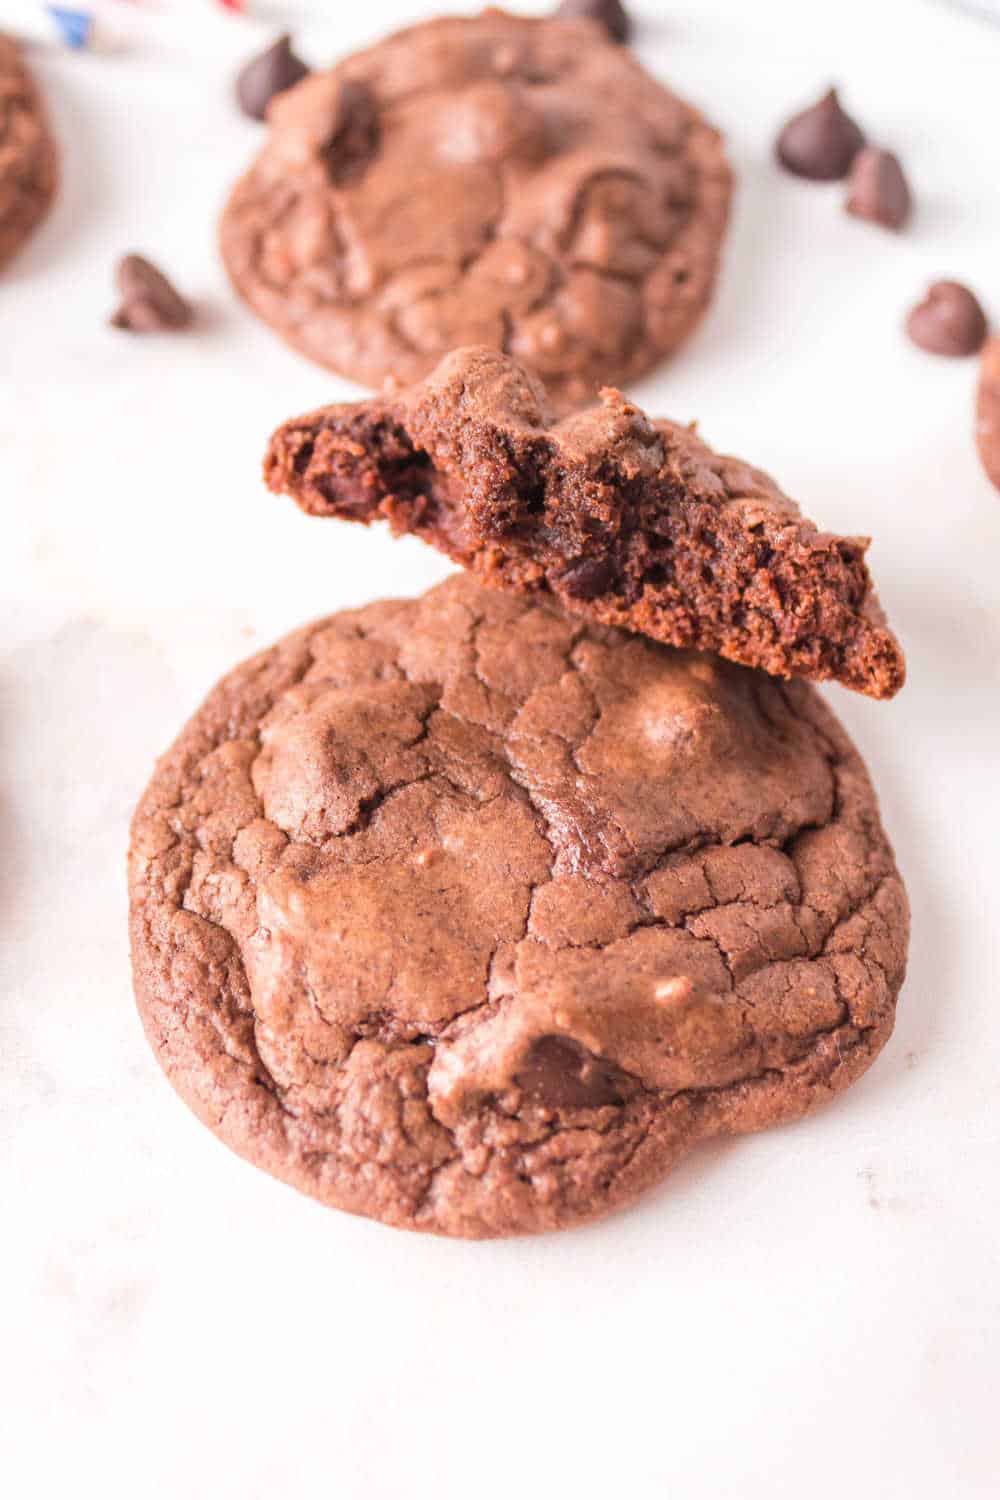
[558,556,616,599]
[845,147,912,230]
[554,0,631,45]
[775,87,865,181]
[322,80,380,188]
[906,281,988,357]
[110,255,192,332]
[515,1036,623,1109]
[235,34,309,122]
[975,337,1000,492]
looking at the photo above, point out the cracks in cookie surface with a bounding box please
[129,577,907,1235]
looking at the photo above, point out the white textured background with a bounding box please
[3,2,999,1495]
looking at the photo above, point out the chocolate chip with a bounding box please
[322,80,380,188]
[845,146,912,230]
[235,34,309,122]
[975,337,1000,492]
[775,87,865,181]
[110,255,192,332]
[557,556,616,599]
[906,281,988,357]
[554,0,631,45]
[515,1036,623,1109]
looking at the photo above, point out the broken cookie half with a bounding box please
[265,347,904,699]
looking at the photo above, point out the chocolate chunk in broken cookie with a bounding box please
[265,346,905,699]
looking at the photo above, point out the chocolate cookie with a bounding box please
[0,34,57,269]
[129,575,908,1237]
[266,347,905,699]
[219,11,731,411]
[975,336,1000,493]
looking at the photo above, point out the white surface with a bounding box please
[3,2,1000,1496]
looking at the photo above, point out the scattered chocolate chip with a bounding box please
[322,80,381,188]
[515,1035,623,1109]
[975,337,1000,492]
[775,87,865,181]
[845,146,912,230]
[906,281,987,357]
[110,254,192,332]
[554,0,631,45]
[235,34,309,122]
[558,556,616,599]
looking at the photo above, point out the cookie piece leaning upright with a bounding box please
[0,33,57,269]
[219,10,732,411]
[129,574,908,1238]
[266,347,906,699]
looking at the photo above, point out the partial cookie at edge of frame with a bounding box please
[0,33,58,269]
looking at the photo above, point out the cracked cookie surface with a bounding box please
[0,34,57,269]
[128,575,908,1237]
[219,10,731,410]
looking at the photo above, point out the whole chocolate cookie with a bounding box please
[129,575,908,1237]
[0,34,57,269]
[266,347,905,699]
[219,10,731,410]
